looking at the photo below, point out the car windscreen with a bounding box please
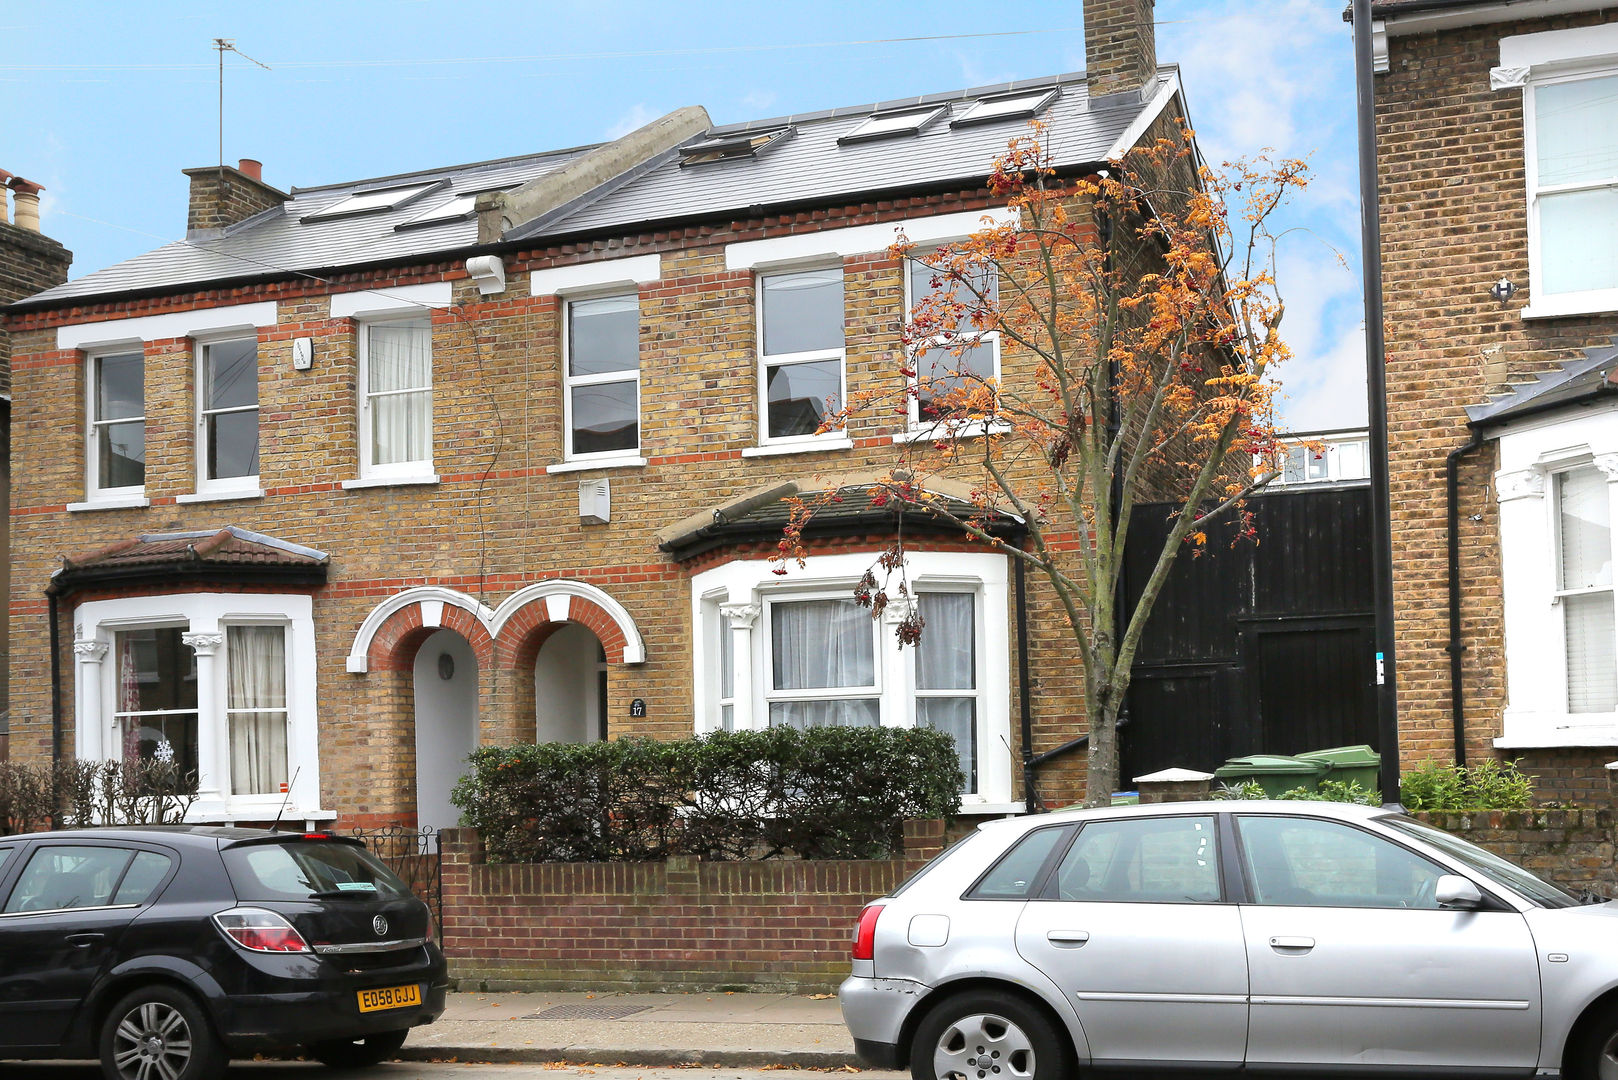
[223,841,412,902]
[1380,815,1579,908]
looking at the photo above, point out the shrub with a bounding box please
[451,727,963,863]
[1400,758,1534,811]
[1213,779,1377,805]
[0,758,198,834]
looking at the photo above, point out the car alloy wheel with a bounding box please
[100,986,224,1080]
[1599,1029,1618,1080]
[933,1012,1035,1080]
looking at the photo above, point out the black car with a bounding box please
[0,826,448,1080]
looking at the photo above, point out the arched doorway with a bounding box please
[412,628,479,830]
[534,623,607,743]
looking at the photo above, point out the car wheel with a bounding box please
[100,985,225,1080]
[1570,1006,1618,1080]
[305,1028,410,1068]
[911,991,1070,1080]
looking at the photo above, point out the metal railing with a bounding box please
[349,824,443,930]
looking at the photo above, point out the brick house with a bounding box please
[1365,0,1618,801]
[3,2,1206,828]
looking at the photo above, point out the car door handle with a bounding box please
[66,932,105,948]
[1269,936,1315,952]
[1046,930,1090,947]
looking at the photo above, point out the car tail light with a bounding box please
[852,903,886,961]
[213,908,311,953]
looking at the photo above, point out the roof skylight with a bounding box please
[950,88,1060,128]
[395,188,506,230]
[679,127,795,166]
[301,181,443,223]
[838,105,949,145]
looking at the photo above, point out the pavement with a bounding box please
[401,990,901,1073]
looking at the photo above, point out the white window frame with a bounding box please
[690,551,1016,811]
[72,593,326,824]
[903,252,1002,433]
[1551,464,1617,714]
[357,315,434,482]
[760,589,885,726]
[1493,407,1618,748]
[563,291,642,463]
[756,264,848,450]
[1523,64,1618,318]
[85,346,146,501]
[194,332,261,497]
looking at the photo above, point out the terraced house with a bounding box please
[3,1,1201,829]
[1362,0,1618,801]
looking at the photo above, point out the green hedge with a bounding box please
[450,727,963,862]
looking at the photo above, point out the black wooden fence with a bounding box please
[1119,483,1377,782]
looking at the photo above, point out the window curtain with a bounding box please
[118,635,141,763]
[769,599,878,727]
[368,322,431,465]
[227,626,288,795]
[916,593,977,792]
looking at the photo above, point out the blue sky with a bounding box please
[3,0,1366,431]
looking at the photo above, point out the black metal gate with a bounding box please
[1119,484,1376,780]
[349,825,443,930]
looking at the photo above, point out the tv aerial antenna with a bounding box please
[213,38,271,169]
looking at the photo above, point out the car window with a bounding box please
[223,841,411,901]
[967,826,1069,900]
[1380,815,1577,908]
[1051,815,1220,903]
[1238,815,1447,909]
[3,845,135,913]
[0,847,11,873]
[111,851,173,906]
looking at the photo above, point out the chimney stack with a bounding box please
[1083,0,1158,102]
[181,158,288,238]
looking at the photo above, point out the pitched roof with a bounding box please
[50,526,329,595]
[20,69,1181,309]
[1467,339,1618,428]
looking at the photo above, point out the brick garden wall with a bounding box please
[1415,809,1616,899]
[438,819,945,993]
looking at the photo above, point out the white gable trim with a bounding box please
[723,208,1021,272]
[57,301,278,351]
[1103,71,1184,163]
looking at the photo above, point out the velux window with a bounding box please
[198,338,259,490]
[89,350,145,496]
[566,295,640,458]
[360,319,432,477]
[759,268,845,443]
[1557,467,1616,712]
[907,254,999,425]
[1528,71,1618,307]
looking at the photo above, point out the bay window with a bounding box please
[1557,467,1616,713]
[226,625,289,796]
[113,627,199,784]
[766,597,880,727]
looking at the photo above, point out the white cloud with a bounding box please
[605,103,660,140]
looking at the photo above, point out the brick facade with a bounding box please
[1374,7,1618,796]
[438,819,945,992]
[181,164,288,234]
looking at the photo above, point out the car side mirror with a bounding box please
[1435,874,1484,910]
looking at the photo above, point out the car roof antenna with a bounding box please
[270,767,302,832]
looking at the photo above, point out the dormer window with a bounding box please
[679,127,794,166]
[838,105,949,145]
[950,88,1060,128]
[300,181,444,223]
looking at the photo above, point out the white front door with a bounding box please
[412,628,478,831]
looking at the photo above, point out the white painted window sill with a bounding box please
[68,495,150,512]
[176,488,264,504]
[1493,720,1618,749]
[741,437,853,458]
[547,456,648,474]
[1522,301,1618,321]
[341,474,440,490]
[959,801,1026,816]
[893,420,1012,444]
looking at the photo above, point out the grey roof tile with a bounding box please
[1467,339,1618,427]
[21,70,1175,307]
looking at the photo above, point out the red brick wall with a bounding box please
[438,819,945,992]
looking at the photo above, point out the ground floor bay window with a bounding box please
[73,592,323,822]
[692,551,1014,811]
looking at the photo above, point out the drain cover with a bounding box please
[525,1002,652,1021]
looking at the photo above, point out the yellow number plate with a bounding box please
[357,984,421,1013]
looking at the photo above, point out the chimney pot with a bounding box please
[237,158,263,182]
[9,178,43,233]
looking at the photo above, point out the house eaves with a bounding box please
[1467,339,1618,430]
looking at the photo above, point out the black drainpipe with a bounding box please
[1445,427,1487,768]
[1015,557,1040,812]
[48,589,62,766]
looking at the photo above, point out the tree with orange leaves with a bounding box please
[777,125,1305,807]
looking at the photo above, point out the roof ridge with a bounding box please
[287,145,600,196]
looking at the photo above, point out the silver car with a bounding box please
[840,800,1618,1079]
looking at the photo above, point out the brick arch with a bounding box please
[490,581,646,669]
[347,587,496,674]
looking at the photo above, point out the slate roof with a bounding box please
[1467,340,1618,428]
[50,526,329,595]
[21,69,1179,309]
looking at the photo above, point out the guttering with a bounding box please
[1445,427,1488,768]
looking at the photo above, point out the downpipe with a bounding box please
[1446,428,1487,768]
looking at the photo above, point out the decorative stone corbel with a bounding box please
[1496,468,1546,503]
[1490,66,1530,90]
